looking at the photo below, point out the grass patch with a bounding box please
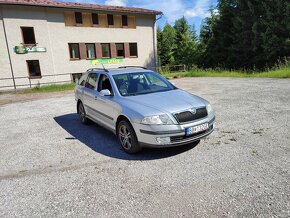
[162,67,290,79]
[20,83,75,94]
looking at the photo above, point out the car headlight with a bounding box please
[141,114,174,125]
[207,104,213,114]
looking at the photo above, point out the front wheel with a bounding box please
[117,120,141,154]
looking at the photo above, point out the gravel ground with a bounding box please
[0,77,289,217]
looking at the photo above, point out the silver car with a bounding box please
[75,67,215,153]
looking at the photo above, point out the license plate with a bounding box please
[185,123,209,136]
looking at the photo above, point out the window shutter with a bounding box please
[95,43,102,58]
[128,16,136,28]
[124,43,130,58]
[64,11,76,26]
[83,13,92,27]
[79,43,87,59]
[114,15,122,28]
[99,14,107,27]
[110,43,117,58]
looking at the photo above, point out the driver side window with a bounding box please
[98,74,113,93]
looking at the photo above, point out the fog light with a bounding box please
[156,137,171,145]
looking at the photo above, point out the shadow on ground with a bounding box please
[54,113,199,161]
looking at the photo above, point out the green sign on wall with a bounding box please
[14,46,27,54]
[91,58,123,65]
[14,46,47,54]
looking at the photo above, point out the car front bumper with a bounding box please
[134,116,215,148]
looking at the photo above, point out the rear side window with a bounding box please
[78,73,88,86]
[85,73,98,90]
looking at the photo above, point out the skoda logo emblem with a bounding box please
[190,108,196,114]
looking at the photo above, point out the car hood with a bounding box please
[123,89,207,114]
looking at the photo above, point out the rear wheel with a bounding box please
[78,102,89,125]
[117,120,141,154]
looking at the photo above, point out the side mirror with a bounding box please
[100,89,112,96]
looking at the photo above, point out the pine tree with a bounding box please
[200,0,290,70]
[160,23,176,66]
[174,17,198,66]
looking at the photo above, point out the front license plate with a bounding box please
[185,123,209,136]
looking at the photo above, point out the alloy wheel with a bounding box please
[119,124,132,150]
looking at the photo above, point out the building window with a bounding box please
[107,14,114,26]
[129,43,138,57]
[116,43,124,57]
[69,43,80,59]
[101,43,111,58]
[92,13,99,25]
[86,43,96,59]
[122,15,128,27]
[27,60,41,78]
[21,27,36,45]
[75,12,83,24]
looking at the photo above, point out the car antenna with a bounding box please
[101,64,109,72]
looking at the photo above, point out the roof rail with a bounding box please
[87,68,109,72]
[118,66,147,69]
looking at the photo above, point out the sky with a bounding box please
[59,0,218,33]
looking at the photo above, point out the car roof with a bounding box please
[86,67,155,75]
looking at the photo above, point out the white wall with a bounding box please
[0,6,15,89]
[0,5,156,90]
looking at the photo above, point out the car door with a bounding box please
[91,73,117,130]
[83,73,99,120]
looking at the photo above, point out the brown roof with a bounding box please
[0,0,162,15]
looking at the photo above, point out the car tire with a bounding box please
[117,120,141,154]
[78,102,89,125]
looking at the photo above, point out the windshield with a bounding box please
[113,71,176,96]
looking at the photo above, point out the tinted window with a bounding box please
[85,73,97,89]
[113,72,176,96]
[98,74,112,93]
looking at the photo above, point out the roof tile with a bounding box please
[0,0,162,15]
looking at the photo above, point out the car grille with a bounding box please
[174,107,208,124]
[170,125,213,143]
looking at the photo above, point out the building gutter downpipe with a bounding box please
[153,13,163,70]
[1,10,16,90]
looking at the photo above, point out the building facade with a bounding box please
[0,0,161,90]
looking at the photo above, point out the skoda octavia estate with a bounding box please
[75,67,215,153]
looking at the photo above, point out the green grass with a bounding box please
[20,83,75,94]
[162,67,290,79]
